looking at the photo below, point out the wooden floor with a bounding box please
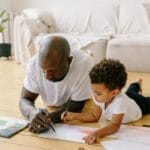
[0,60,150,150]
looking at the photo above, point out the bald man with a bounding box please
[19,36,94,133]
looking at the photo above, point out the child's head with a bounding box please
[89,59,127,103]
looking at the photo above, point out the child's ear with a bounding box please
[112,89,120,97]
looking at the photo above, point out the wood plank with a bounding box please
[0,141,52,150]
[0,134,104,150]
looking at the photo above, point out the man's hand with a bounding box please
[28,108,52,133]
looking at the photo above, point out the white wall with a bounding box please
[12,0,106,12]
[9,0,150,12]
[0,0,12,10]
[0,0,11,43]
[11,0,84,12]
[1,0,150,13]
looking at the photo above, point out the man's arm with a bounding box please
[19,87,52,133]
[49,99,87,123]
[19,86,38,119]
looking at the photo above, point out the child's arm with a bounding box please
[61,105,101,123]
[83,113,124,144]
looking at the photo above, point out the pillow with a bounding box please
[22,8,54,31]
[118,4,150,34]
[23,18,49,36]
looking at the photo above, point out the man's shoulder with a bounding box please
[28,54,39,67]
[72,49,94,68]
[26,54,40,74]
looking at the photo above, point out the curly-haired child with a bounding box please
[61,59,150,144]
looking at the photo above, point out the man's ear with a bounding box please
[68,56,73,64]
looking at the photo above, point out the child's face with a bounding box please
[91,83,118,103]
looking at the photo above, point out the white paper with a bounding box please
[39,124,98,143]
[102,139,150,150]
[108,125,150,145]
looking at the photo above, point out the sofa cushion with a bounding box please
[81,39,107,64]
[118,3,150,34]
[32,33,108,64]
[107,36,150,72]
[51,4,118,35]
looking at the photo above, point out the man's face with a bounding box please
[40,52,72,82]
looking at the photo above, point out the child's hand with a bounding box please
[61,111,75,123]
[83,131,100,144]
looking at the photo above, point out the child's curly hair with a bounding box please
[89,59,127,90]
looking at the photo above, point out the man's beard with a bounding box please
[49,75,66,82]
[48,67,69,82]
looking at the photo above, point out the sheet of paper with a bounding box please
[101,139,150,150]
[108,125,150,145]
[39,124,98,143]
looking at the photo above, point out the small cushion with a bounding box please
[22,8,54,31]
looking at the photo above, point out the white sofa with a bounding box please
[14,1,150,72]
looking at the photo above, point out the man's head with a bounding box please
[89,59,127,103]
[39,36,73,82]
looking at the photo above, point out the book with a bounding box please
[0,116,29,138]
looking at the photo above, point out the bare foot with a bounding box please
[137,78,143,94]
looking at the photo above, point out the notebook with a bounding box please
[0,116,29,138]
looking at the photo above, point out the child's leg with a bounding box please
[126,79,150,115]
[145,97,150,114]
[126,79,142,94]
[126,91,150,115]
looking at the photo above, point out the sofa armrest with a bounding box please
[13,13,53,64]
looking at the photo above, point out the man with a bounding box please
[19,36,94,133]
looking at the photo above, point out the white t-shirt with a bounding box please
[93,92,142,123]
[23,49,94,106]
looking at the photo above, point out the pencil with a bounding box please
[63,99,72,117]
[142,124,150,127]
[39,108,56,133]
[49,123,56,133]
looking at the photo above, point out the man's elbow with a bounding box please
[19,98,23,111]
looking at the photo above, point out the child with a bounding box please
[61,59,150,144]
